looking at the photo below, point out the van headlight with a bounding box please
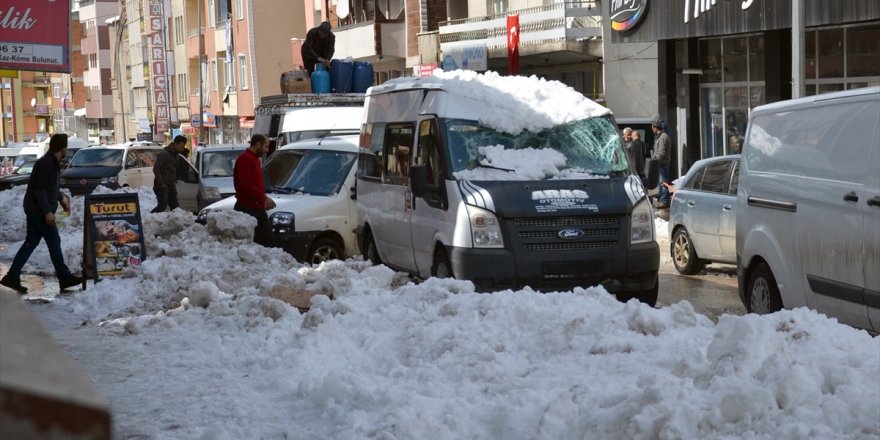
[205,186,221,199]
[630,199,654,244]
[100,176,118,184]
[467,205,504,248]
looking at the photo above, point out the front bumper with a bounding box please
[449,241,659,292]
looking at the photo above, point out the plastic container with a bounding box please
[310,64,331,94]
[330,59,353,93]
[352,61,374,93]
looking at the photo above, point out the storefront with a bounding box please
[609,0,880,173]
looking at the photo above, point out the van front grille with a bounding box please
[510,215,624,252]
[514,216,620,227]
[523,241,617,251]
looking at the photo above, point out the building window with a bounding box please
[174,16,184,45]
[226,56,235,89]
[238,54,248,89]
[805,23,880,95]
[89,54,97,68]
[53,84,61,98]
[237,0,244,20]
[211,60,218,91]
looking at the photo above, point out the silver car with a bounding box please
[668,154,740,274]
[193,144,247,210]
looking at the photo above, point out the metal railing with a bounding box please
[439,0,600,50]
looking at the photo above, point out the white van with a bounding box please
[252,94,365,148]
[196,135,377,264]
[736,87,880,331]
[356,72,661,303]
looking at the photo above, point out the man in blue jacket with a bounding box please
[1,134,83,294]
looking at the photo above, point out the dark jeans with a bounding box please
[658,165,671,205]
[151,185,179,213]
[8,211,73,281]
[233,202,272,247]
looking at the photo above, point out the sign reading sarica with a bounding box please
[610,0,648,32]
[83,193,147,280]
[0,0,71,73]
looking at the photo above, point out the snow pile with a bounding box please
[0,187,876,439]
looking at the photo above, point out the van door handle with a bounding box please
[868,196,880,207]
[843,192,858,203]
[722,204,732,211]
[687,201,695,206]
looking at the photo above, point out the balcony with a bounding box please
[333,20,406,63]
[186,28,204,58]
[438,0,602,69]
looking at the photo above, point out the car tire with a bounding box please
[747,262,783,314]
[364,232,382,265]
[615,277,658,307]
[432,248,453,278]
[671,227,705,275]
[307,238,343,265]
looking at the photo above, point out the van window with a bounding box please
[124,151,139,168]
[728,161,740,195]
[135,150,158,168]
[417,119,442,186]
[383,124,414,185]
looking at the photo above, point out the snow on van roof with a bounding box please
[375,70,611,135]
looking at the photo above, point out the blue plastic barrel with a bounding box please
[330,59,353,93]
[311,64,330,94]
[352,61,374,93]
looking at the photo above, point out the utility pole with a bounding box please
[198,0,205,146]
[791,0,805,98]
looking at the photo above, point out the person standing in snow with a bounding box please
[233,134,276,247]
[1,134,83,294]
[301,21,335,74]
[151,135,187,213]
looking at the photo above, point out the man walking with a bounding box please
[151,135,187,213]
[233,134,276,246]
[651,116,672,208]
[301,21,335,74]
[1,134,82,294]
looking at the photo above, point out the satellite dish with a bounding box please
[30,98,36,106]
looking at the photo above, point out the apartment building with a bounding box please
[79,0,118,144]
[183,0,304,145]
[0,72,56,143]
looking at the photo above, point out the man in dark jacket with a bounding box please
[151,135,187,213]
[651,116,673,208]
[301,21,335,74]
[233,134,276,246]
[628,130,649,181]
[1,134,82,294]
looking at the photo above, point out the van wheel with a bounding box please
[747,262,783,314]
[364,232,382,265]
[307,238,343,265]
[671,228,705,275]
[432,248,453,278]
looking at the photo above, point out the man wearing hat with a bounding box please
[302,21,335,74]
[651,115,672,209]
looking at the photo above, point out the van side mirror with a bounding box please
[410,165,429,198]
[644,158,660,191]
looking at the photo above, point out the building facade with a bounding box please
[609,0,880,175]
[79,0,118,143]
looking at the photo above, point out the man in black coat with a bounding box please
[301,21,335,74]
[1,134,82,293]
[151,135,187,213]
[628,130,649,180]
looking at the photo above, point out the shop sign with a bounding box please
[148,0,170,134]
[0,0,71,73]
[82,193,147,281]
[610,0,648,31]
[415,63,437,77]
[442,44,487,72]
[190,114,201,127]
[684,0,754,23]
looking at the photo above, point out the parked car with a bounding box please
[668,154,740,274]
[61,141,203,213]
[737,87,879,332]
[197,135,378,263]
[193,144,247,210]
[0,160,37,191]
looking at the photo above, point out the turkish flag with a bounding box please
[507,14,520,75]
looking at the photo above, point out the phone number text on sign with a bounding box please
[0,42,64,66]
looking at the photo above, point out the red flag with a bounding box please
[507,14,520,75]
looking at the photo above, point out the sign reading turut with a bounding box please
[0,0,71,73]
[610,0,648,32]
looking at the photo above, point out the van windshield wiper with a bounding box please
[267,185,293,194]
[475,163,515,173]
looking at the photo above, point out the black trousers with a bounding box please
[233,202,272,247]
[151,185,179,213]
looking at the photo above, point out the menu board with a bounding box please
[83,193,147,280]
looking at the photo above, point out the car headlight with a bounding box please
[195,209,210,224]
[205,186,221,199]
[270,211,295,227]
[630,199,654,244]
[467,205,504,248]
[100,176,118,184]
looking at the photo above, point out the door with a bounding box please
[411,118,449,276]
[686,160,733,260]
[795,100,874,329]
[133,149,159,188]
[718,160,739,262]
[369,123,417,271]
[176,157,201,213]
[120,150,141,187]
